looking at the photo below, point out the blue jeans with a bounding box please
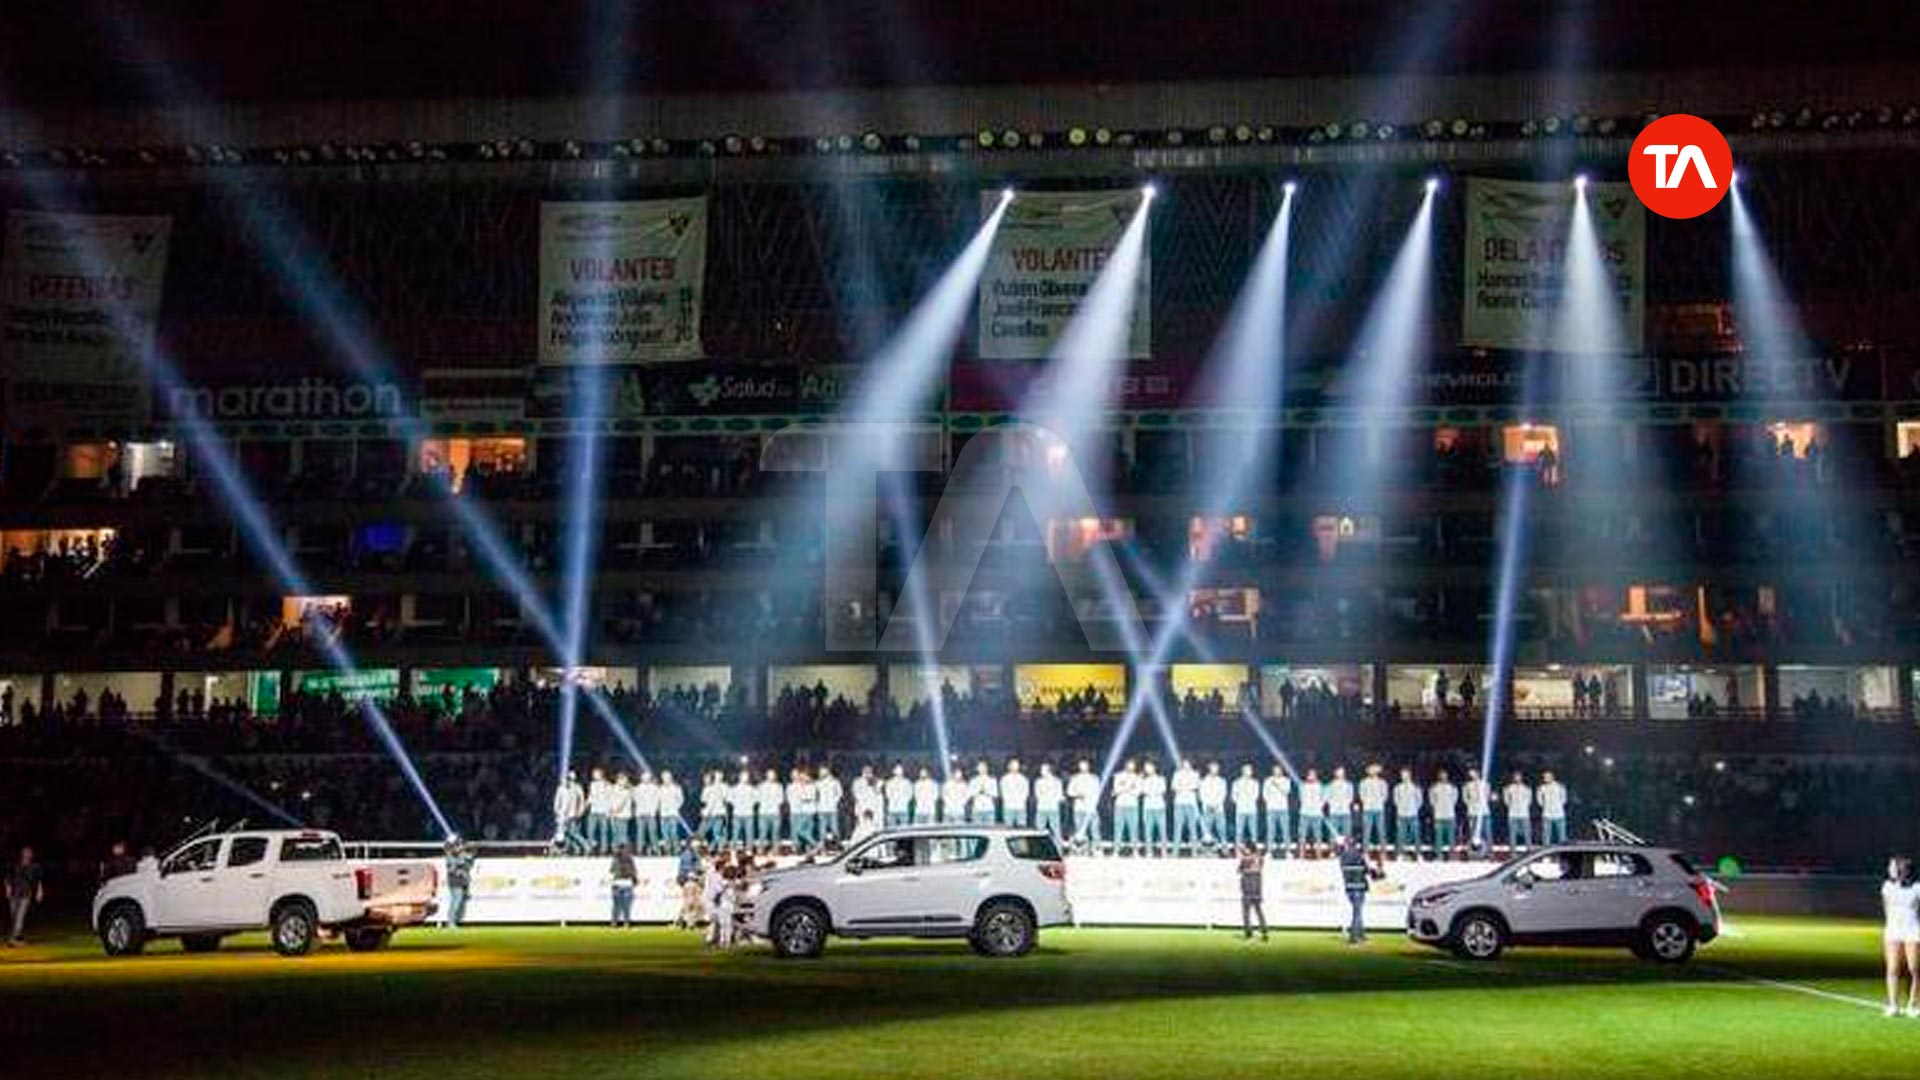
[729,812,752,845]
[587,813,610,852]
[1329,814,1353,843]
[1074,805,1103,844]
[658,816,681,850]
[913,811,937,827]
[886,810,909,828]
[971,805,997,824]
[610,884,634,927]
[1467,815,1488,851]
[1111,806,1139,850]
[1266,810,1293,848]
[1172,804,1203,854]
[446,885,468,928]
[563,817,588,854]
[1542,817,1568,845]
[1362,810,1387,848]
[1143,809,1169,849]
[699,815,726,845]
[816,810,839,842]
[1508,816,1532,848]
[635,816,656,854]
[1346,889,1368,942]
[792,812,816,849]
[1395,817,1420,856]
[1203,807,1228,846]
[1233,808,1259,845]
[756,812,779,844]
[1035,807,1062,840]
[1001,804,1026,827]
[1434,819,1457,851]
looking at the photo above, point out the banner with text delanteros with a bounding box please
[1463,177,1644,352]
[1,211,170,430]
[539,198,706,365]
[978,189,1150,359]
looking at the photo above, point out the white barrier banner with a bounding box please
[977,189,1150,359]
[425,855,1495,930]
[1,211,170,429]
[1463,177,1644,352]
[538,197,706,364]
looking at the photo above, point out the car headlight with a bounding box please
[1415,889,1456,907]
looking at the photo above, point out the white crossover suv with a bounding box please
[1406,844,1719,963]
[744,825,1071,958]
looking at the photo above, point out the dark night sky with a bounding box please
[1,0,1915,107]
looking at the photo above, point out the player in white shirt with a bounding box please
[607,772,636,853]
[697,770,729,846]
[1261,765,1293,854]
[1171,759,1204,856]
[851,765,882,832]
[1462,768,1491,853]
[1428,770,1460,855]
[755,768,785,846]
[1140,760,1170,855]
[813,765,842,844]
[1536,771,1569,845]
[968,760,999,824]
[1296,768,1325,857]
[1109,760,1140,854]
[727,768,756,847]
[552,770,587,854]
[1198,762,1229,851]
[585,767,613,854]
[1000,759,1031,827]
[1502,772,1534,850]
[786,768,817,850]
[632,769,661,854]
[941,769,970,824]
[1033,763,1065,841]
[1068,759,1103,848]
[1391,767,1423,859]
[656,770,684,852]
[883,764,913,828]
[912,767,940,825]
[1881,856,1920,1018]
[1230,764,1261,847]
[1357,764,1389,853]
[1325,766,1355,844]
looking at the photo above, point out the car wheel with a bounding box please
[180,934,222,954]
[344,928,392,952]
[971,900,1036,958]
[1641,915,1696,964]
[1451,912,1506,961]
[270,901,319,957]
[98,904,146,957]
[771,902,827,959]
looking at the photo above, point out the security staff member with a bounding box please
[1238,844,1269,942]
[1337,836,1385,944]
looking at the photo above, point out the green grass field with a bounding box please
[0,916,1913,1078]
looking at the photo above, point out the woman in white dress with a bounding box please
[1883,855,1920,1018]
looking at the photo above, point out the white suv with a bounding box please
[744,826,1071,959]
[1407,844,1719,963]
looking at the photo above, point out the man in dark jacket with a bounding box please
[1237,844,1268,942]
[1337,835,1383,944]
[444,839,475,930]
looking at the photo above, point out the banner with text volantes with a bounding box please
[1462,177,1645,353]
[1,211,171,432]
[977,189,1150,360]
[538,197,707,365]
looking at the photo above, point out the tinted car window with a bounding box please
[1520,852,1577,882]
[922,837,988,865]
[227,837,269,868]
[164,838,221,875]
[852,839,915,871]
[1590,852,1653,878]
[1008,834,1063,861]
[279,837,344,863]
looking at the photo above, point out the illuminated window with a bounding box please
[1896,421,1920,459]
[0,528,118,574]
[1187,515,1253,561]
[1310,514,1375,562]
[1015,664,1126,711]
[282,595,352,628]
[1045,517,1132,562]
[1764,421,1819,459]
[417,437,528,492]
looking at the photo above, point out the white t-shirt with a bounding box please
[1885,880,1920,943]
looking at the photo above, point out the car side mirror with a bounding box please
[845,860,864,876]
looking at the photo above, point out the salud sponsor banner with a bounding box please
[978,189,1150,360]
[530,363,798,418]
[539,197,707,365]
[1463,177,1644,353]
[401,854,1495,929]
[158,375,416,423]
[1,211,171,430]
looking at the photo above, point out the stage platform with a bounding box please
[407,854,1501,931]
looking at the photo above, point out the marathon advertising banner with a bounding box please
[156,375,418,423]
[1462,177,1645,353]
[529,363,876,418]
[538,197,707,365]
[977,189,1151,360]
[949,358,1192,412]
[1,211,171,431]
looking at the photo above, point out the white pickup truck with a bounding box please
[92,829,439,957]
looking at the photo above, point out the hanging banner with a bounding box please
[1462,178,1644,353]
[1,211,171,430]
[538,197,706,365]
[977,189,1150,360]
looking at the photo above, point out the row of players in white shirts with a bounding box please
[550,759,1572,825]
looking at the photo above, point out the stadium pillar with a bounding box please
[1371,665,1389,722]
[1630,663,1650,722]
[1762,664,1782,723]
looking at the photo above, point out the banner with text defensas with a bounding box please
[977,189,1150,360]
[539,198,706,364]
[2,211,170,430]
[1463,177,1644,353]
